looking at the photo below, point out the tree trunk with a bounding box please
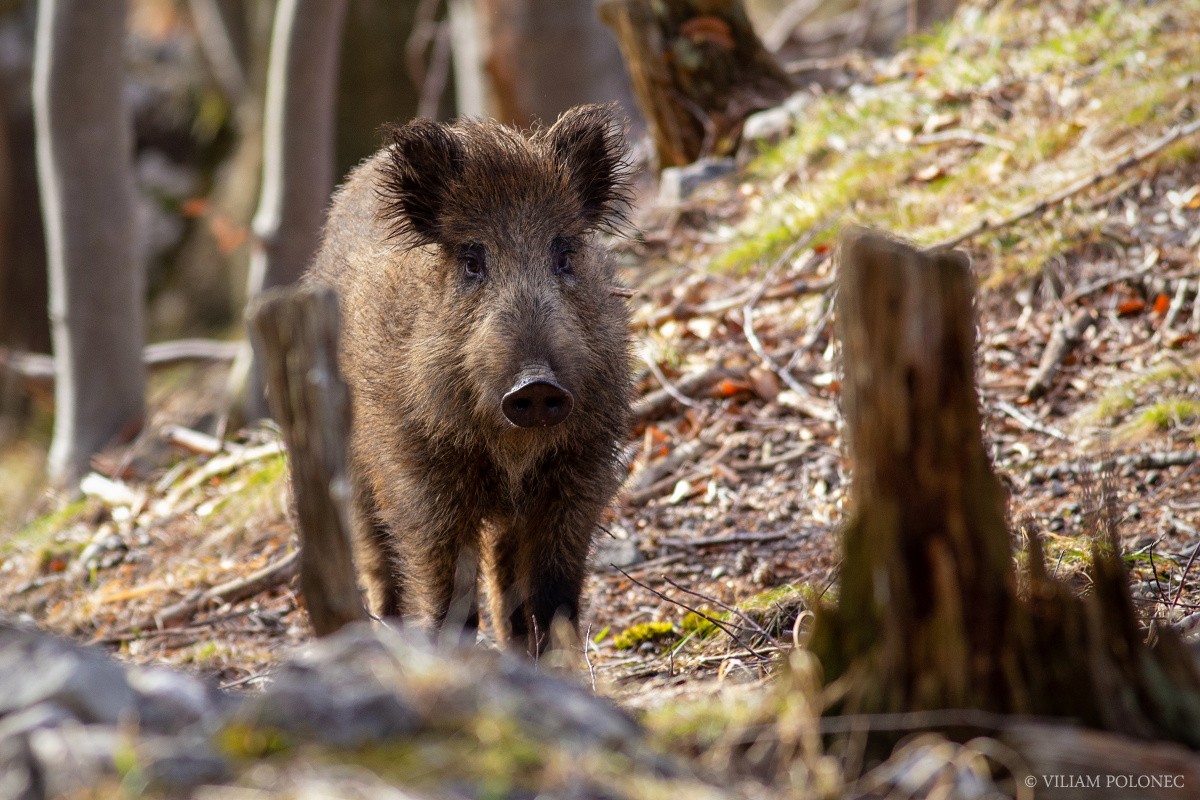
[810,226,1200,751]
[229,0,347,425]
[599,0,791,167]
[474,0,636,127]
[33,0,144,485]
[447,0,486,117]
[249,284,366,637]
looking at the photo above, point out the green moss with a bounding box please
[680,610,719,639]
[1083,362,1200,429]
[3,497,93,556]
[1128,397,1200,433]
[613,621,677,651]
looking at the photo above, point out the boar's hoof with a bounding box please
[502,376,573,428]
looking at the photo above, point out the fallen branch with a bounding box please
[936,116,1200,250]
[624,437,714,498]
[640,267,833,329]
[161,425,227,456]
[640,349,703,411]
[1061,259,1157,305]
[162,440,284,507]
[0,338,240,387]
[139,549,300,631]
[1029,449,1200,482]
[993,399,1069,441]
[656,531,788,548]
[1025,308,1097,400]
[623,466,708,507]
[631,366,738,424]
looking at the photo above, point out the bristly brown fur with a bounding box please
[377,104,632,246]
[307,105,634,658]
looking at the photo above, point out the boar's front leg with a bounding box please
[378,471,482,639]
[491,489,606,658]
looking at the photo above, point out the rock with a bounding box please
[0,619,704,797]
[0,620,226,735]
[658,157,737,205]
[236,645,424,748]
[0,621,137,727]
[737,91,812,164]
[0,734,40,800]
[592,534,643,570]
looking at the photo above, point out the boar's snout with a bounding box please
[502,366,573,428]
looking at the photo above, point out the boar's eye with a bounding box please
[461,244,486,281]
[552,237,575,277]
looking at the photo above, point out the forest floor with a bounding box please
[2,0,1200,774]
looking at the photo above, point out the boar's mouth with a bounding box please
[501,365,574,428]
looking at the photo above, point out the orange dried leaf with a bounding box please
[712,378,749,397]
[1152,293,1171,314]
[1117,298,1146,316]
[1169,332,1197,348]
[646,426,670,444]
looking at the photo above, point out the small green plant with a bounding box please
[613,621,677,651]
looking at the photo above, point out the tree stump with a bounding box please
[249,284,366,637]
[598,0,792,167]
[810,226,1200,750]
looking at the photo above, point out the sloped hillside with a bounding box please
[2,0,1199,724]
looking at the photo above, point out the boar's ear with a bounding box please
[379,119,465,245]
[543,104,631,232]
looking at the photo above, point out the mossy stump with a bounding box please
[598,0,792,167]
[810,226,1200,749]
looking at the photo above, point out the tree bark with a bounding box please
[33,0,145,485]
[599,0,792,167]
[810,226,1200,751]
[230,0,347,425]
[474,0,636,127]
[249,284,366,637]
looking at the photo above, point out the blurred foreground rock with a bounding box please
[0,619,718,799]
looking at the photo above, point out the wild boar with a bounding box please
[307,104,632,657]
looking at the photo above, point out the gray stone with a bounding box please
[237,627,424,748]
[591,535,643,570]
[127,667,228,734]
[658,157,737,205]
[0,621,225,736]
[741,106,793,149]
[737,92,812,164]
[0,622,136,726]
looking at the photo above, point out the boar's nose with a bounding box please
[502,371,573,428]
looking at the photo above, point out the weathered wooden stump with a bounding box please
[598,0,792,167]
[811,226,1200,753]
[249,285,366,637]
